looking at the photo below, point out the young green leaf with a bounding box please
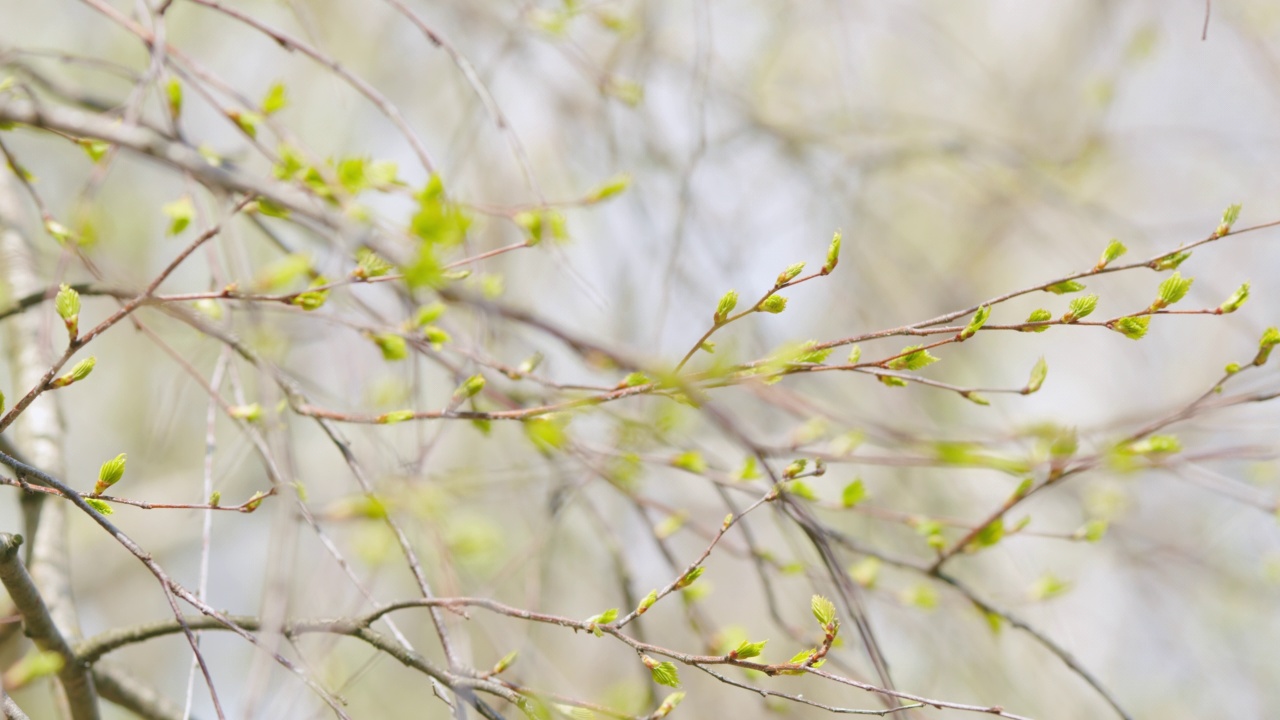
[671,451,706,474]
[759,295,788,314]
[1152,272,1193,309]
[714,290,738,324]
[378,409,416,424]
[1029,574,1072,601]
[1063,294,1097,322]
[1219,282,1250,314]
[1256,327,1280,365]
[1025,357,1048,394]
[811,595,837,626]
[55,284,80,339]
[649,660,680,688]
[371,333,408,361]
[166,78,183,119]
[637,589,658,615]
[1097,239,1127,269]
[1044,280,1086,294]
[731,639,768,660]
[1152,249,1191,271]
[228,403,263,422]
[93,453,126,496]
[887,345,938,371]
[1112,316,1150,340]
[162,196,195,236]
[454,374,486,399]
[655,692,684,718]
[51,356,96,387]
[841,479,867,507]
[847,345,862,364]
[960,305,990,340]
[823,230,841,273]
[85,498,113,515]
[1216,202,1242,237]
[1022,308,1052,332]
[674,566,705,589]
[776,262,805,286]
[261,82,287,115]
[585,173,631,203]
[344,250,389,284]
[491,651,518,675]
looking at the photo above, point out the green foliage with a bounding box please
[759,295,788,314]
[823,230,841,273]
[960,305,990,339]
[1112,315,1150,340]
[1152,272,1193,309]
[776,262,805,286]
[1025,357,1048,393]
[1029,574,1071,601]
[1219,282,1250,313]
[811,595,836,626]
[647,659,680,688]
[371,333,408,361]
[1044,280,1085,294]
[1063,294,1097,322]
[714,290,738,324]
[585,173,631,203]
[261,81,288,115]
[162,196,195,236]
[94,453,126,496]
[1097,239,1127,268]
[731,639,767,660]
[1216,202,1242,237]
[670,451,706,473]
[52,356,96,387]
[454,374,486,399]
[841,479,867,507]
[887,345,938,371]
[1152,249,1191,271]
[1023,308,1052,332]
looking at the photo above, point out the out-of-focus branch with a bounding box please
[0,534,99,720]
[92,663,191,720]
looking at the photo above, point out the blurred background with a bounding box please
[2,1,1280,718]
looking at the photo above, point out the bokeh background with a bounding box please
[2,1,1280,718]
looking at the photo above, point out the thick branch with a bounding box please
[0,534,99,720]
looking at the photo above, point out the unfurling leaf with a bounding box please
[1219,282,1250,314]
[1152,249,1191,271]
[776,262,805,286]
[1097,239,1127,269]
[1152,272,1193,309]
[759,295,788,314]
[1063,294,1097,322]
[162,196,195,236]
[731,639,767,660]
[51,356,96,388]
[841,479,867,507]
[1256,327,1280,366]
[960,305,990,339]
[1023,308,1052,332]
[811,595,837,626]
[888,345,938,371]
[823,230,841,273]
[1025,357,1048,394]
[1112,316,1150,340]
[585,173,631,203]
[714,290,738,324]
[1044,280,1085,294]
[1216,203,1242,237]
[93,453,126,496]
[55,284,80,339]
[637,589,658,615]
[453,374,486,399]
